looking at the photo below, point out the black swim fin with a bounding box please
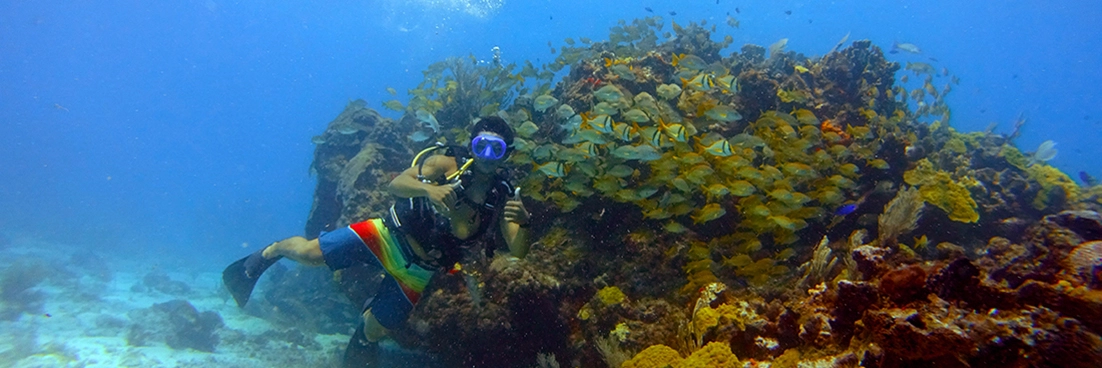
[344,323,381,368]
[222,248,283,308]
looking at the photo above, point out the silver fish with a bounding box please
[891,42,922,54]
[408,130,432,142]
[415,109,440,133]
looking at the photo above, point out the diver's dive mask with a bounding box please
[470,134,508,161]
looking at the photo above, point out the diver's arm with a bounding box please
[388,155,461,211]
[501,199,531,258]
[261,236,325,266]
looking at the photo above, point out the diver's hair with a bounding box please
[471,116,515,151]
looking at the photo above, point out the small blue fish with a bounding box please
[834,203,858,216]
[1081,171,1098,186]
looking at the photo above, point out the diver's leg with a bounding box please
[345,274,416,367]
[222,236,325,308]
[344,305,392,367]
[343,310,388,367]
[363,311,388,342]
[262,237,324,266]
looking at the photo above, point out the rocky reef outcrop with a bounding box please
[264,15,1102,367]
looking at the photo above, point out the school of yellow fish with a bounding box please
[374,16,962,290]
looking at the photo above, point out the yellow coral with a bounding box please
[943,136,967,154]
[577,306,592,320]
[772,349,801,368]
[611,322,631,342]
[692,301,760,337]
[622,344,683,368]
[1000,145,1082,210]
[904,159,980,223]
[624,342,738,368]
[596,286,628,306]
[692,305,720,334]
[998,144,1031,169]
[1026,164,1082,210]
[680,342,739,368]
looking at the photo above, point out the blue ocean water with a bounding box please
[0,0,1100,365]
[2,0,1099,262]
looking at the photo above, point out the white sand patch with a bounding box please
[0,237,347,368]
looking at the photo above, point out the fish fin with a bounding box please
[692,136,706,151]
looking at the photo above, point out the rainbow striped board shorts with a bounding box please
[318,218,434,329]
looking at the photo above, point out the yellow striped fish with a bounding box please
[585,113,614,134]
[613,123,636,142]
[640,126,665,147]
[659,119,688,143]
[682,73,715,92]
[695,137,733,157]
[714,75,737,93]
[577,142,600,157]
[535,161,567,178]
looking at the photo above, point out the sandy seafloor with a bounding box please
[0,233,440,368]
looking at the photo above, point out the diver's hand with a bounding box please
[424,182,460,213]
[504,198,530,226]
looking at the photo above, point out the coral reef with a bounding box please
[305,100,409,237]
[137,270,191,295]
[69,250,114,283]
[0,258,49,321]
[390,249,574,367]
[255,262,364,335]
[126,299,224,352]
[273,15,1102,368]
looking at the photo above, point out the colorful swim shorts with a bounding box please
[318,218,434,329]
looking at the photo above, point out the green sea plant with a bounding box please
[877,186,925,247]
[797,236,837,288]
[390,55,526,140]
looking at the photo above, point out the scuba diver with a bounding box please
[221,116,531,367]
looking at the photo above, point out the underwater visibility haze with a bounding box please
[1,0,1102,367]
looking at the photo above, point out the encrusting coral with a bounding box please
[904,158,979,223]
